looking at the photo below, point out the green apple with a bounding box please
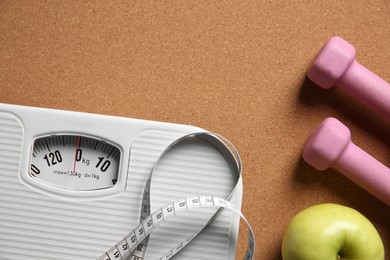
[281,203,384,260]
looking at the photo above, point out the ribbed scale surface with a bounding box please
[0,113,237,259]
[145,138,235,259]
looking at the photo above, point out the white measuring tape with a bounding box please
[97,133,255,260]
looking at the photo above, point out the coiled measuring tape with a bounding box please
[98,133,255,260]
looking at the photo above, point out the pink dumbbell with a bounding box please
[308,36,390,121]
[303,117,390,205]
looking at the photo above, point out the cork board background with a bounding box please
[1,1,390,259]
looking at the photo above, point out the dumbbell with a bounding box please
[308,36,390,121]
[303,117,390,206]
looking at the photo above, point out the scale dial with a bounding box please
[29,135,121,191]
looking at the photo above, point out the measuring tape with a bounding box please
[98,133,255,260]
[99,195,255,260]
[0,103,255,259]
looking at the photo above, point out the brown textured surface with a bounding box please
[1,1,390,259]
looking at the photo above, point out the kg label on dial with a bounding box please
[29,135,121,191]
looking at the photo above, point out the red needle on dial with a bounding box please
[73,136,81,172]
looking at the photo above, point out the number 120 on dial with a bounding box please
[29,135,121,191]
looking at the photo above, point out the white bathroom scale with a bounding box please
[0,103,254,260]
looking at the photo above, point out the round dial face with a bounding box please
[29,135,121,191]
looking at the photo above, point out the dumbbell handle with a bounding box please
[340,60,390,121]
[333,141,390,205]
[308,36,390,121]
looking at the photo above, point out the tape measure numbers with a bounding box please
[99,195,255,260]
[99,133,255,259]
